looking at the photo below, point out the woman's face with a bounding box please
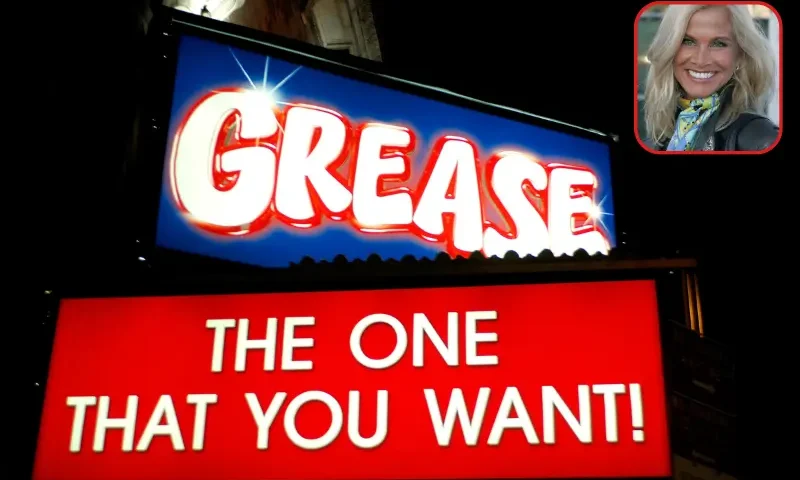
[673,7,739,99]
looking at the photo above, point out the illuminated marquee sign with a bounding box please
[34,280,669,479]
[155,34,616,268]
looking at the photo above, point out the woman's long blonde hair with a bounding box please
[643,5,776,144]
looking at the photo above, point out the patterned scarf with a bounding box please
[666,93,723,151]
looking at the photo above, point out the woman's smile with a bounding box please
[687,70,717,80]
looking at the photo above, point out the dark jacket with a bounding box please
[656,92,779,152]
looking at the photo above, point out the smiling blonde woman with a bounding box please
[643,4,778,152]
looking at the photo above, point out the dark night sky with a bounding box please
[370,2,786,352]
[35,0,780,369]
[35,1,782,345]
[40,2,765,333]
[46,1,773,336]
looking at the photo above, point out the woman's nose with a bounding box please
[691,46,711,66]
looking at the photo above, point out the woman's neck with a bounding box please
[680,82,734,101]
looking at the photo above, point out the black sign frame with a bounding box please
[131,7,625,273]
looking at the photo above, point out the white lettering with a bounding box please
[424,387,490,446]
[542,385,592,444]
[352,124,414,228]
[281,316,315,371]
[284,391,343,450]
[206,319,236,372]
[67,396,97,453]
[172,91,278,229]
[136,395,184,452]
[187,393,218,451]
[350,313,407,369]
[548,167,609,256]
[465,311,498,366]
[94,395,139,452]
[245,392,286,450]
[347,390,389,449]
[412,312,458,367]
[71,395,218,453]
[592,384,625,443]
[235,318,278,372]
[488,387,540,445]
[483,153,550,258]
[275,107,351,223]
[171,99,614,259]
[413,138,483,253]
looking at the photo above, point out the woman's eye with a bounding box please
[711,40,728,47]
[682,37,696,46]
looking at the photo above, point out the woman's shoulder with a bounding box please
[720,113,779,152]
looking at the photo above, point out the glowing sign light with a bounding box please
[156,35,616,268]
[33,281,670,480]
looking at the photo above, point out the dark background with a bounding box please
[29,0,783,477]
[38,1,779,338]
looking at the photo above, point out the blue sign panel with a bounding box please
[155,34,616,268]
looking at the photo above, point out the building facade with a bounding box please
[163,0,382,61]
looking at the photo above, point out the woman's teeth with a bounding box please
[689,70,715,79]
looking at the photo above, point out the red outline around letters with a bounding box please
[169,92,610,258]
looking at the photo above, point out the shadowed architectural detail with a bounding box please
[229,0,313,43]
[165,0,383,61]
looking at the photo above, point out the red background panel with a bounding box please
[34,280,670,480]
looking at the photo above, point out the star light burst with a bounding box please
[225,48,303,132]
[584,194,613,234]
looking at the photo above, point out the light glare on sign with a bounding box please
[34,281,669,480]
[155,37,617,267]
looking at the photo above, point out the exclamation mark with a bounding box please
[629,383,645,442]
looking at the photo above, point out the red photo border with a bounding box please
[633,1,783,155]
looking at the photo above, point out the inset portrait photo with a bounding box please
[635,2,782,154]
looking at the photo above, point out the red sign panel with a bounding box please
[34,280,671,480]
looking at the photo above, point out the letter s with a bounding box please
[482,152,550,258]
[170,90,279,233]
